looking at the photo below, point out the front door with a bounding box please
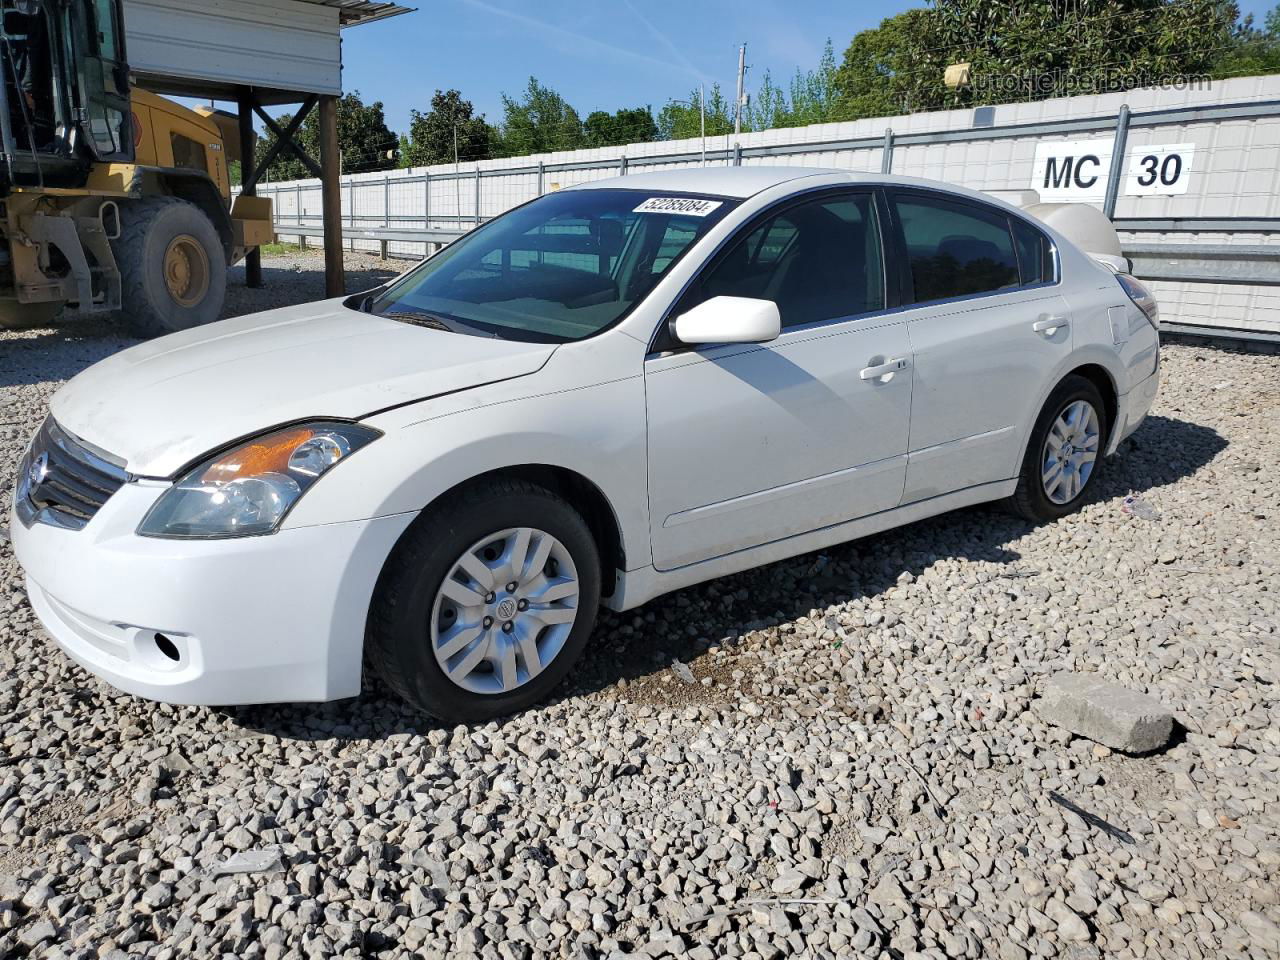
[644,190,913,571]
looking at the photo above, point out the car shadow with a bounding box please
[226,412,1226,742]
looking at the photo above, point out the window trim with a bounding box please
[648,185,896,355]
[885,186,1061,310]
[1010,214,1058,287]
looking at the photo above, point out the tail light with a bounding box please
[1117,274,1159,331]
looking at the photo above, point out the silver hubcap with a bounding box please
[1042,399,1100,504]
[431,527,580,694]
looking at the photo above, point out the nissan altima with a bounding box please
[11,167,1161,721]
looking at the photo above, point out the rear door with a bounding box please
[887,190,1073,502]
[644,189,913,570]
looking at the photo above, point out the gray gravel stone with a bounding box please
[1036,672,1174,753]
[1240,911,1280,952]
[0,258,1277,959]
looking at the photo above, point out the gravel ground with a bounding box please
[0,253,1278,959]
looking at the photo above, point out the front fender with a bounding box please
[282,374,652,568]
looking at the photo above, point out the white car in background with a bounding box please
[11,167,1160,722]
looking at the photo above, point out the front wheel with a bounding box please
[366,479,601,722]
[1009,374,1109,522]
[114,197,226,338]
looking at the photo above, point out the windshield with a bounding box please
[367,188,738,342]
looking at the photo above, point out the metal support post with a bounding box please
[318,95,345,297]
[1103,104,1131,220]
[237,89,262,288]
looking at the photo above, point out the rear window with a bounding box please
[894,194,1020,303]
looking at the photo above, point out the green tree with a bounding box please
[254,92,398,180]
[741,42,841,131]
[583,106,658,147]
[832,0,1250,122]
[404,89,493,166]
[495,77,585,156]
[656,84,733,140]
[788,39,841,126]
[832,9,948,121]
[743,71,790,131]
[931,0,1237,102]
[1213,4,1280,77]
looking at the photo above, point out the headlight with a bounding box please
[138,421,380,539]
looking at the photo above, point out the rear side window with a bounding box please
[695,192,885,328]
[1012,217,1054,285]
[894,194,1020,302]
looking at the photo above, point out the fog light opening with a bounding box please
[153,632,181,663]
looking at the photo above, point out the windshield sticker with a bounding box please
[633,197,723,216]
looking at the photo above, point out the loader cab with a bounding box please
[0,0,131,189]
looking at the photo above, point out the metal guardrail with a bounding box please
[1124,243,1280,286]
[280,223,464,258]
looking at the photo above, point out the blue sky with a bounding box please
[340,0,909,132]
[333,0,1276,134]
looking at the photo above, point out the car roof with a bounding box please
[569,166,1022,207]
[569,166,850,199]
[570,167,1049,225]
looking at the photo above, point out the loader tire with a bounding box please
[114,197,225,338]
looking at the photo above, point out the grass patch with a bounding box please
[258,241,309,256]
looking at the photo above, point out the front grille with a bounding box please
[17,418,129,530]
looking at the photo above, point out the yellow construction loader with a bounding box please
[0,0,272,336]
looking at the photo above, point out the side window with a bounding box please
[894,194,1020,302]
[1011,217,1053,286]
[92,0,120,57]
[696,193,884,328]
[170,134,207,174]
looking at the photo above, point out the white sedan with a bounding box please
[11,168,1160,722]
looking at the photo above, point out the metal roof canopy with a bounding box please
[300,0,413,26]
[126,0,413,105]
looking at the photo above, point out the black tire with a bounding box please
[366,478,601,722]
[1009,374,1110,522]
[113,197,226,338]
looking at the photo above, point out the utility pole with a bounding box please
[734,42,747,136]
[700,82,706,167]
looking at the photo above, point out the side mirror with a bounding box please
[673,296,781,346]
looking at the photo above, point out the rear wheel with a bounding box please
[114,198,226,337]
[366,478,601,722]
[1010,374,1109,522]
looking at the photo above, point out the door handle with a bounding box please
[859,356,910,381]
[1033,315,1069,336]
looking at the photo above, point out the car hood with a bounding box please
[50,300,557,477]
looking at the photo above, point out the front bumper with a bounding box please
[11,480,415,705]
